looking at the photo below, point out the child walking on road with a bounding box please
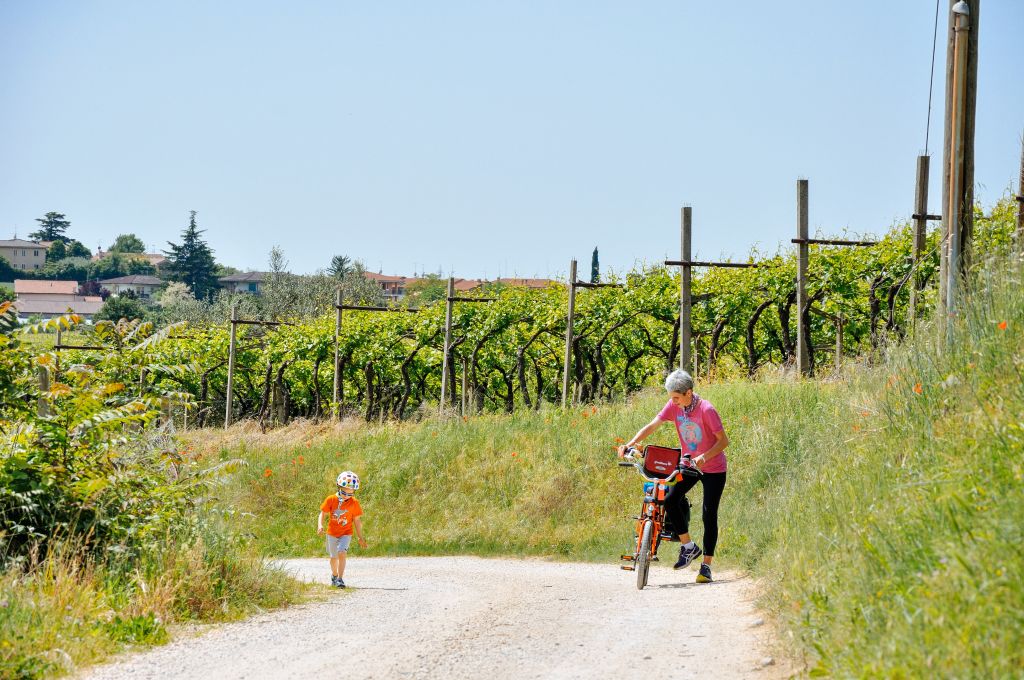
[317,470,367,588]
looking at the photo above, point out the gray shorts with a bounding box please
[326,534,352,557]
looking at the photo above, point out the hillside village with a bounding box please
[2,213,554,322]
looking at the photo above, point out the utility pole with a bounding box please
[1017,135,1024,248]
[940,0,980,321]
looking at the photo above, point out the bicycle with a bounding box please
[617,445,702,590]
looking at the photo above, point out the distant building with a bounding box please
[362,272,415,302]
[92,249,168,272]
[12,279,103,320]
[219,272,269,294]
[99,275,165,299]
[0,238,50,272]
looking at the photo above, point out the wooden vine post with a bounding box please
[332,288,343,418]
[224,310,293,428]
[332,301,420,418]
[225,304,238,428]
[796,180,810,377]
[666,208,757,377]
[909,155,940,325]
[440,279,494,415]
[792,179,876,377]
[561,260,577,408]
[680,207,692,372]
[561,260,624,407]
[440,277,456,413]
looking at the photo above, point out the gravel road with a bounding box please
[78,557,791,680]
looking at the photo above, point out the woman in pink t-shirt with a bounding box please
[618,370,729,583]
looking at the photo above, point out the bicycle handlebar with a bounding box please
[618,446,702,483]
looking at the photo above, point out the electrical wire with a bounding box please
[924,0,941,155]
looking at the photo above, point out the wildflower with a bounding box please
[306,442,311,448]
[997,321,1007,331]
[913,383,923,395]
[614,437,625,444]
[511,452,518,458]
[298,455,305,465]
[263,469,273,478]
[591,406,597,415]
[462,416,468,422]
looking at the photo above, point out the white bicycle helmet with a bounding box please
[336,470,360,492]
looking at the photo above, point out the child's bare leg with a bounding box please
[337,552,347,578]
[330,555,340,577]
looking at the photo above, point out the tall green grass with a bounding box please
[0,535,306,679]
[212,256,1024,678]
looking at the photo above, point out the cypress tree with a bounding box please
[163,211,218,300]
[590,247,600,284]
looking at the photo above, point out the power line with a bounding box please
[924,0,941,155]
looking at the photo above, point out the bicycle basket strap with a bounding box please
[642,445,681,478]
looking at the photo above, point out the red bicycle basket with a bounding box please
[642,445,681,479]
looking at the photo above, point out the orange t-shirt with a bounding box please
[320,495,363,537]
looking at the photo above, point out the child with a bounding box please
[317,470,367,588]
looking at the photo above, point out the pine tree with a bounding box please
[29,212,72,243]
[163,211,218,300]
[591,247,600,284]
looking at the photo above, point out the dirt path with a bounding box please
[78,557,791,680]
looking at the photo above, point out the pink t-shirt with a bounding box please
[657,397,727,473]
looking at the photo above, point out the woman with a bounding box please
[618,370,729,583]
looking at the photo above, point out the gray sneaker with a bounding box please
[330,576,339,587]
[673,543,702,570]
[336,578,346,589]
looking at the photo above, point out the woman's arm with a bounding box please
[695,430,729,469]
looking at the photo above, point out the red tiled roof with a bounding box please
[14,279,78,295]
[13,299,104,316]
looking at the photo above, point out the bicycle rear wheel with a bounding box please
[636,520,653,590]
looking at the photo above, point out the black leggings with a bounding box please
[664,472,727,556]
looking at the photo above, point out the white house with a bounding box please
[99,275,164,299]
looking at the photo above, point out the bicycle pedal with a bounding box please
[620,565,635,571]
[620,555,635,561]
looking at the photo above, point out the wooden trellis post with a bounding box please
[440,277,455,413]
[225,304,238,428]
[440,279,494,415]
[667,208,757,377]
[332,301,419,418]
[796,180,810,377]
[909,155,940,325]
[561,260,623,407]
[680,207,692,372]
[561,260,577,408]
[333,288,342,418]
[224,310,293,428]
[792,179,875,377]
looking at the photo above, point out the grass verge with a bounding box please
[199,256,1023,678]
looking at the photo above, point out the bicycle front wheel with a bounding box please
[636,520,653,590]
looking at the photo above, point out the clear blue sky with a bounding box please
[2,1,1021,279]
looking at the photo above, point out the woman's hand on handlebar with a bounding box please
[617,444,638,459]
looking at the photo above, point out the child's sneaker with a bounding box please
[336,578,346,589]
[330,576,339,587]
[673,543,702,570]
[696,563,713,583]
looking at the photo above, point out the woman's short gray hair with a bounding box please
[664,370,694,394]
